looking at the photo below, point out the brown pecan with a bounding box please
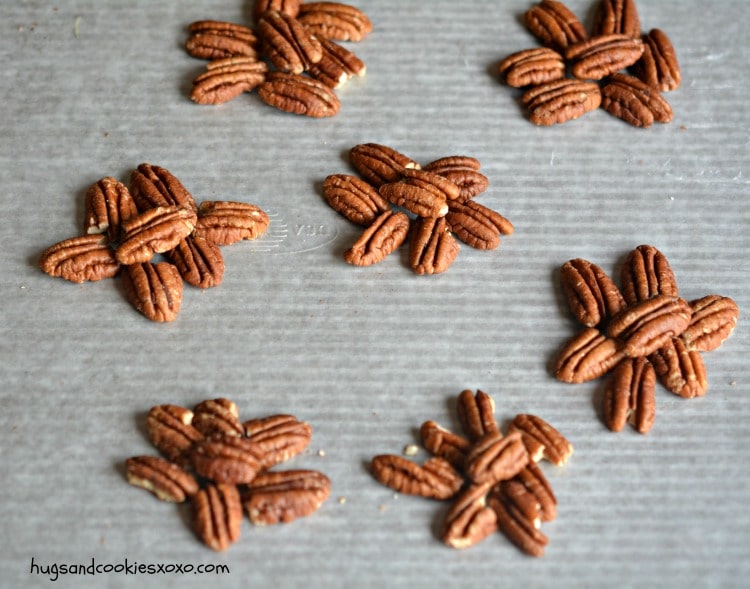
[243,414,312,469]
[464,431,529,486]
[84,177,138,242]
[592,0,640,38]
[565,34,644,81]
[165,236,224,289]
[257,11,323,74]
[422,156,489,202]
[555,327,626,384]
[307,36,366,88]
[116,206,197,265]
[501,461,557,523]
[192,483,242,552]
[186,21,259,61]
[379,174,450,219]
[521,78,601,126]
[39,234,120,284]
[129,163,198,213]
[498,47,566,88]
[297,2,373,42]
[252,0,301,23]
[649,337,708,399]
[343,210,410,267]
[322,174,390,226]
[607,295,692,358]
[243,470,330,525]
[601,73,673,127]
[445,200,514,250]
[145,404,203,464]
[682,295,739,352]
[192,398,244,438]
[631,29,681,92]
[560,258,626,328]
[442,483,498,549]
[349,143,420,188]
[420,420,470,470]
[191,57,268,105]
[493,479,543,529]
[370,455,463,500]
[409,216,460,275]
[257,71,341,117]
[603,356,656,433]
[125,455,199,503]
[488,488,548,557]
[508,414,573,466]
[456,389,499,442]
[194,201,270,246]
[190,436,263,485]
[524,0,588,52]
[121,262,184,323]
[620,244,679,306]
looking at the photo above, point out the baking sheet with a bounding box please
[1,1,748,587]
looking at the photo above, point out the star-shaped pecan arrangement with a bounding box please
[125,398,330,551]
[371,389,573,556]
[39,164,269,322]
[497,0,681,127]
[554,245,739,433]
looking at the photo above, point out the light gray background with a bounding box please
[1,1,748,587]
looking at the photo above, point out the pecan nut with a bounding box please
[620,244,679,306]
[631,29,681,92]
[601,73,673,127]
[681,295,739,352]
[464,431,529,486]
[190,436,264,485]
[349,143,420,188]
[445,200,514,250]
[257,11,322,74]
[420,420,471,470]
[243,470,330,525]
[125,455,199,503]
[442,483,498,549]
[307,36,366,89]
[343,210,410,267]
[186,21,259,60]
[521,78,601,126]
[370,455,463,500]
[555,327,626,383]
[456,389,499,442]
[560,258,626,327]
[423,156,489,202]
[194,201,270,245]
[192,398,244,438]
[84,177,138,242]
[409,216,460,275]
[191,57,268,105]
[252,0,301,23]
[592,0,641,38]
[322,174,390,226]
[145,404,203,465]
[565,34,644,81]
[192,483,243,552]
[129,163,198,213]
[39,234,120,284]
[498,47,566,88]
[121,261,184,323]
[297,2,373,42]
[257,71,341,117]
[116,206,197,265]
[243,414,312,469]
[379,175,449,219]
[488,487,549,557]
[501,461,557,523]
[649,337,708,399]
[602,356,656,434]
[508,414,574,466]
[524,0,588,52]
[494,479,543,530]
[165,236,225,289]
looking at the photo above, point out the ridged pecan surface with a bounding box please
[500,461,557,523]
[631,28,681,92]
[116,206,197,265]
[370,455,463,500]
[243,470,331,525]
[445,200,513,250]
[508,414,574,466]
[524,0,588,52]
[682,295,740,353]
[649,337,708,399]
[243,414,312,469]
[129,163,198,213]
[343,210,410,267]
[194,201,270,245]
[257,11,322,74]
[84,177,138,242]
[464,431,529,486]
[420,420,471,470]
[601,73,673,127]
[592,0,641,38]
[307,36,366,89]
[122,261,184,323]
[620,244,679,305]
[555,327,626,384]
[252,0,302,23]
[191,57,268,105]
[166,236,225,289]
[521,78,601,125]
[126,455,199,503]
[560,257,626,327]
[379,171,451,219]
[423,156,489,201]
[488,488,549,557]
[498,47,566,88]
[192,398,244,438]
[257,71,340,117]
[190,436,264,485]
[192,483,243,551]
[565,34,644,81]
[145,404,203,465]
[409,216,460,275]
[39,234,120,284]
[442,483,497,549]
[322,174,390,226]
[456,389,499,442]
[297,2,373,42]
[349,143,420,187]
[186,21,259,61]
[602,356,656,434]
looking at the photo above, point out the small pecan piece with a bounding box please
[192,398,244,438]
[601,73,673,127]
[116,206,197,265]
[307,36,366,88]
[488,487,549,557]
[39,234,120,284]
[343,210,410,267]
[349,143,421,188]
[498,47,566,88]
[186,21,259,60]
[166,236,224,289]
[560,258,626,327]
[243,470,330,525]
[125,455,199,502]
[631,29,681,92]
[420,420,471,470]
[191,57,268,105]
[521,78,601,126]
[442,483,498,550]
[603,356,656,433]
[501,461,557,523]
[190,436,263,485]
[192,483,242,552]
[243,414,312,468]
[194,201,270,246]
[297,2,373,42]
[508,414,573,466]
[555,327,626,383]
[592,0,641,38]
[620,244,679,306]
[422,156,489,202]
[409,216,460,275]
[252,0,301,23]
[445,200,514,250]
[524,0,588,52]
[322,174,390,226]
[649,337,708,399]
[121,262,184,323]
[257,11,323,74]
[681,295,739,352]
[566,34,644,81]
[146,404,203,464]
[257,71,341,117]
[464,431,529,486]
[84,177,138,242]
[129,163,198,213]
[456,389,499,442]
[379,172,451,218]
[370,455,463,500]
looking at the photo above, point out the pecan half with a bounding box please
[252,0,301,23]
[257,71,341,117]
[409,216,460,275]
[165,236,224,289]
[129,163,198,213]
[420,420,471,470]
[39,234,120,284]
[524,0,588,52]
[191,57,268,105]
[186,21,259,60]
[498,47,566,88]
[121,261,184,323]
[349,143,421,188]
[192,398,244,438]
[464,431,529,486]
[620,244,679,306]
[508,414,573,466]
[257,11,322,74]
[243,414,312,469]
[649,337,708,399]
[631,29,681,92]
[192,484,242,552]
[190,436,264,485]
[322,174,390,226]
[681,295,739,352]
[560,258,626,327]
[243,470,330,525]
[555,327,626,383]
[370,455,463,500]
[493,479,543,530]
[488,487,549,557]
[603,356,656,433]
[194,201,270,246]
[565,34,644,81]
[501,461,557,523]
[601,73,673,127]
[297,2,373,42]
[592,0,641,38]
[445,200,514,250]
[116,206,197,265]
[456,389,499,442]
[307,36,366,89]
[379,171,451,218]
[343,210,410,267]
[422,156,489,202]
[442,483,498,549]
[145,404,203,465]
[125,455,199,502]
[84,177,138,242]
[521,78,601,126]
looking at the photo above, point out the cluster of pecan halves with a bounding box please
[39,164,269,322]
[184,0,371,117]
[126,398,330,551]
[323,143,514,273]
[498,0,680,127]
[371,389,573,557]
[555,244,739,434]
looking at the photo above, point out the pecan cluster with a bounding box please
[323,143,514,273]
[555,245,739,433]
[371,389,573,556]
[126,398,330,551]
[39,164,269,322]
[184,1,371,117]
[498,0,680,127]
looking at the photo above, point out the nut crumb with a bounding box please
[317,449,326,457]
[337,496,346,504]
[402,443,419,456]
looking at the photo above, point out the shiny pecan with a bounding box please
[252,0,301,23]
[122,261,184,323]
[192,483,243,552]
[379,172,451,218]
[500,461,557,523]
[493,479,543,530]
[498,47,566,88]
[681,295,739,352]
[125,455,199,503]
[297,2,373,42]
[560,258,626,327]
[602,356,656,434]
[129,163,198,213]
[521,78,601,126]
[186,21,259,60]
[243,414,312,469]
[488,487,549,557]
[322,174,390,226]
[84,177,138,242]
[190,436,264,485]
[649,337,708,399]
[145,404,203,465]
[524,0,588,52]
[464,431,529,486]
[165,236,224,289]
[192,398,244,438]
[565,34,644,81]
[508,414,573,466]
[257,71,341,117]
[349,143,421,188]
[592,0,641,38]
[631,29,681,92]
[343,210,410,267]
[420,420,471,470]
[257,11,322,74]
[456,389,499,442]
[620,244,679,306]
[555,327,626,383]
[445,200,514,250]
[39,234,120,284]
[422,156,489,202]
[116,206,197,265]
[409,216,460,275]
[442,483,497,549]
[601,73,673,127]
[307,36,366,88]
[370,455,463,500]
[243,470,330,525]
[194,201,270,245]
[191,57,268,105]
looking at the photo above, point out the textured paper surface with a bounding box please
[1,1,748,587]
